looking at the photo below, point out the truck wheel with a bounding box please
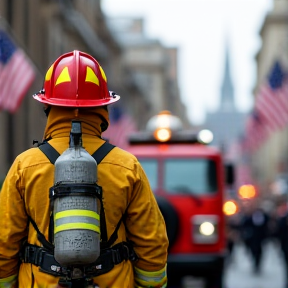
[155,196,179,249]
[205,271,223,288]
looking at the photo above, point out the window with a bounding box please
[138,159,158,191]
[164,158,217,195]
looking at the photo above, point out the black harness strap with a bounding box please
[20,241,134,278]
[92,142,115,243]
[38,142,60,165]
[39,141,115,165]
[102,213,125,249]
[91,141,115,164]
[28,216,54,251]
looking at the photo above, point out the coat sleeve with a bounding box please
[0,274,18,288]
[0,158,28,279]
[125,162,168,287]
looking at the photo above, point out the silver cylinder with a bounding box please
[53,147,100,266]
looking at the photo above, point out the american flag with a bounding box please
[242,109,269,152]
[241,61,288,153]
[102,106,137,150]
[254,61,288,133]
[0,29,35,113]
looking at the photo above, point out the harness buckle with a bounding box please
[34,247,44,266]
[123,244,130,261]
[111,249,121,264]
[24,245,35,263]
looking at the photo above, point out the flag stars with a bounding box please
[0,30,16,64]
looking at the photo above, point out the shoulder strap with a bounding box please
[38,142,60,165]
[91,142,116,243]
[39,141,115,165]
[91,141,115,163]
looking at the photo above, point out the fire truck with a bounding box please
[126,111,234,288]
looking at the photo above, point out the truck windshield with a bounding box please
[139,158,217,195]
[164,159,217,194]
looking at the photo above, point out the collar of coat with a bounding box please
[43,106,109,141]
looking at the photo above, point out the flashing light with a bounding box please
[129,111,212,145]
[238,184,256,199]
[197,129,213,144]
[154,128,172,142]
[223,200,238,216]
[146,110,183,132]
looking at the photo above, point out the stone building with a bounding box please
[106,17,190,129]
[0,0,189,183]
[252,0,288,194]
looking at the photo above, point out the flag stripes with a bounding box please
[0,29,35,113]
[241,61,288,153]
[255,84,288,131]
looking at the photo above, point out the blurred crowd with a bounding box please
[225,195,288,285]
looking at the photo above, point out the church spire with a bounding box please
[220,44,235,111]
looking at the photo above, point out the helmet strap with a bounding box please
[43,106,51,117]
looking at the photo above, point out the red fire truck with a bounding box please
[126,111,234,288]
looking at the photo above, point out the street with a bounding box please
[225,240,286,288]
[180,240,286,288]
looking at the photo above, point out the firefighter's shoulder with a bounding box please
[13,146,56,168]
[101,145,140,171]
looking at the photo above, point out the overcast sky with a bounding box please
[101,0,273,125]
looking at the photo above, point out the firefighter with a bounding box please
[0,50,168,288]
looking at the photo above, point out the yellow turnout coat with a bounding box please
[0,106,168,288]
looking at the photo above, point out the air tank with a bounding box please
[51,120,101,266]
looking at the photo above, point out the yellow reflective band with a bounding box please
[134,265,167,287]
[55,210,99,220]
[45,64,54,81]
[0,274,17,288]
[99,65,107,82]
[55,67,71,85]
[85,67,99,85]
[54,223,100,234]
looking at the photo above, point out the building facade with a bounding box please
[0,0,189,183]
[106,17,190,129]
[252,0,288,195]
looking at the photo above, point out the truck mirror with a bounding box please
[225,163,235,185]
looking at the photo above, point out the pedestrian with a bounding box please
[275,208,288,288]
[0,50,168,288]
[240,201,269,274]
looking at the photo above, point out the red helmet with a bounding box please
[33,50,120,107]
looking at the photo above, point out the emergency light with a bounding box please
[129,111,214,145]
[238,184,257,199]
[223,200,239,216]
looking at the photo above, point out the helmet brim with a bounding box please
[33,93,120,107]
